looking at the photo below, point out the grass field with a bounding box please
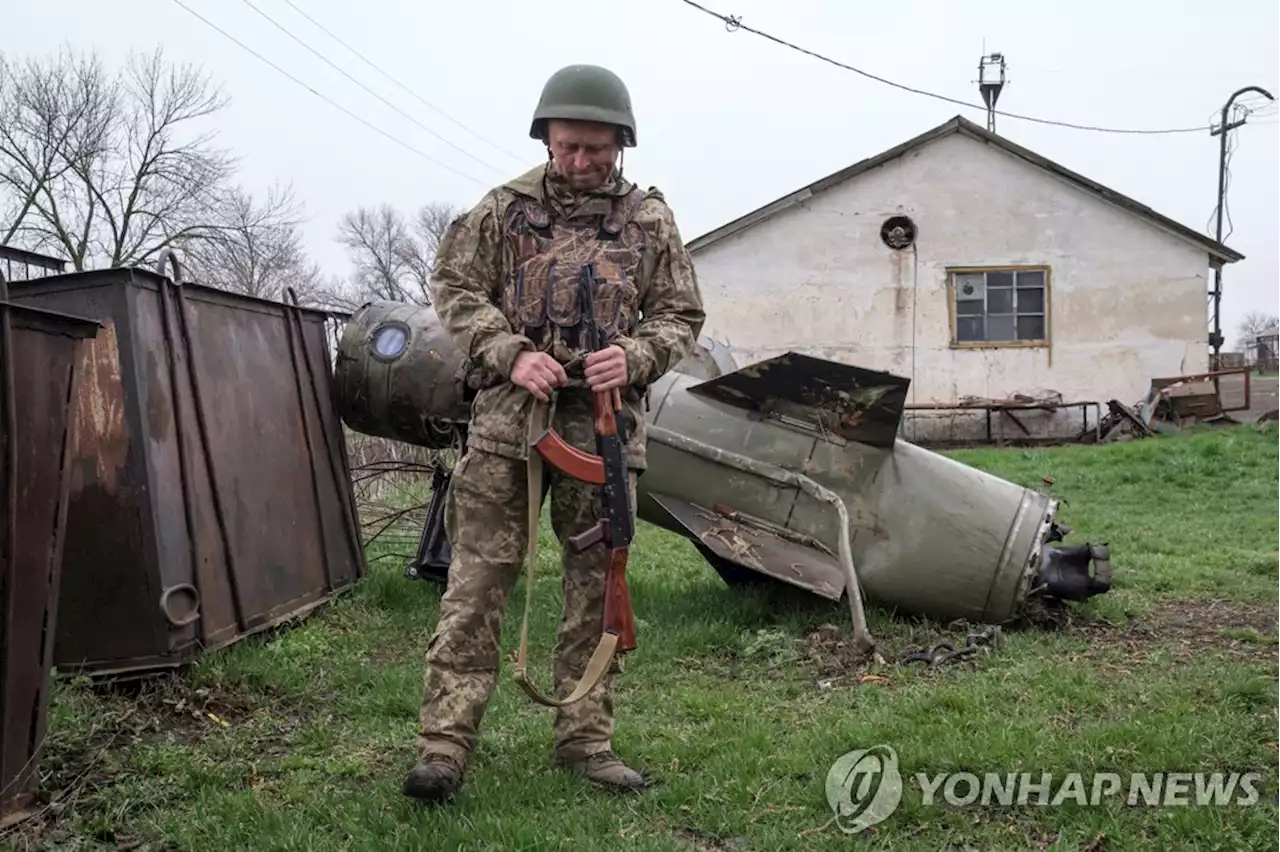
[7,425,1278,851]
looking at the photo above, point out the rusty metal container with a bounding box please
[0,293,100,824]
[8,255,366,679]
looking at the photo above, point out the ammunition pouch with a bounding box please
[500,190,647,362]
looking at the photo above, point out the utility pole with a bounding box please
[1207,85,1274,366]
[977,53,1007,133]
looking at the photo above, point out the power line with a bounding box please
[235,0,509,177]
[676,0,1212,135]
[169,0,488,187]
[1215,128,1237,241]
[280,0,528,166]
[1206,85,1273,363]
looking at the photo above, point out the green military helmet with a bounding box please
[529,64,637,147]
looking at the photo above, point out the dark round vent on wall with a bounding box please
[880,215,917,250]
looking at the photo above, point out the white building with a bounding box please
[686,116,1243,444]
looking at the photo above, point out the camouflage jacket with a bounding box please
[428,163,706,470]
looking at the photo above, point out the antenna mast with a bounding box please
[977,52,1007,132]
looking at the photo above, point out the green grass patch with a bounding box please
[10,425,1278,851]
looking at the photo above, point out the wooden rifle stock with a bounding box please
[532,385,637,652]
[602,545,637,651]
[593,387,636,651]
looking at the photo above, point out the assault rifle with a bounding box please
[530,262,637,652]
[512,262,636,707]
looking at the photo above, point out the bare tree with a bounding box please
[335,205,414,302]
[1235,311,1278,350]
[0,45,304,273]
[404,200,459,288]
[0,47,113,247]
[180,183,329,305]
[336,199,462,305]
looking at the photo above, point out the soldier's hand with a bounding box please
[511,351,568,401]
[585,345,627,392]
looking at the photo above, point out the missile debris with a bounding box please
[334,300,1112,633]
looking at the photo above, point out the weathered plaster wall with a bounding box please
[689,131,1211,442]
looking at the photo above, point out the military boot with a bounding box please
[402,753,464,803]
[559,749,648,793]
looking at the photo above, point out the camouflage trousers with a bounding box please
[416,447,638,766]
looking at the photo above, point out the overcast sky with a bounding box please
[8,0,1278,343]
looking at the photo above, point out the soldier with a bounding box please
[403,64,706,803]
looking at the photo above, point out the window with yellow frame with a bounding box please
[949,266,1050,347]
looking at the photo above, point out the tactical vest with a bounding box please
[500,187,649,362]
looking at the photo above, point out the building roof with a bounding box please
[1258,326,1278,339]
[686,115,1245,266]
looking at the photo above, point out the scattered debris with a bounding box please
[957,390,1064,407]
[911,368,1264,448]
[802,620,1010,686]
[906,389,1102,448]
[900,626,1003,667]
[1087,368,1252,442]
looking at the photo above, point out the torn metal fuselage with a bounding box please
[333,300,1112,625]
[637,362,1111,623]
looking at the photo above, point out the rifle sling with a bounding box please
[513,396,620,707]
